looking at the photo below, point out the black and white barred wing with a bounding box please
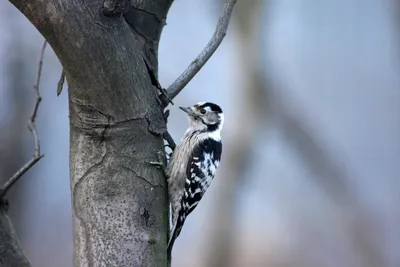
[184,138,222,216]
[167,138,222,256]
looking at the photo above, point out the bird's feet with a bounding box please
[162,110,176,159]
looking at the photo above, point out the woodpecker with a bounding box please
[166,102,224,261]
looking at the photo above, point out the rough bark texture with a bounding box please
[0,203,30,267]
[9,0,173,266]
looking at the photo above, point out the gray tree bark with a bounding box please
[0,203,30,267]
[8,0,173,266]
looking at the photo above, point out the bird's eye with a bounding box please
[199,108,206,114]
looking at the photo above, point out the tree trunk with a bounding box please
[8,0,173,266]
[0,203,31,267]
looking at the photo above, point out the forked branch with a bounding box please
[166,0,237,100]
[0,40,46,198]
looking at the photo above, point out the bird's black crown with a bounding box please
[199,102,223,113]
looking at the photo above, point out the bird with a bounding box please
[166,101,224,262]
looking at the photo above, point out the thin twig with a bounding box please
[0,40,47,198]
[166,0,237,100]
[57,69,65,96]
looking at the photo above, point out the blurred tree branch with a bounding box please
[0,38,46,267]
[276,105,384,267]
[202,1,265,267]
[255,2,386,265]
[0,40,45,199]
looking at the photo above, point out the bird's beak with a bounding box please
[179,106,197,117]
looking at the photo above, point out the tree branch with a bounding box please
[0,40,46,198]
[57,69,65,96]
[166,0,237,100]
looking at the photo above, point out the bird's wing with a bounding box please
[167,138,222,260]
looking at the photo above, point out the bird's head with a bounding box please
[179,102,224,134]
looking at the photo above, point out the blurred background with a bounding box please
[1,0,399,266]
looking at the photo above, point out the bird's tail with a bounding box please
[167,215,185,264]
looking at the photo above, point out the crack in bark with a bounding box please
[123,6,161,75]
[119,136,138,152]
[100,116,111,144]
[130,6,162,23]
[121,164,165,191]
[72,150,108,267]
[143,58,173,108]
[73,150,108,211]
[145,104,167,136]
[81,0,98,25]
[114,116,147,125]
